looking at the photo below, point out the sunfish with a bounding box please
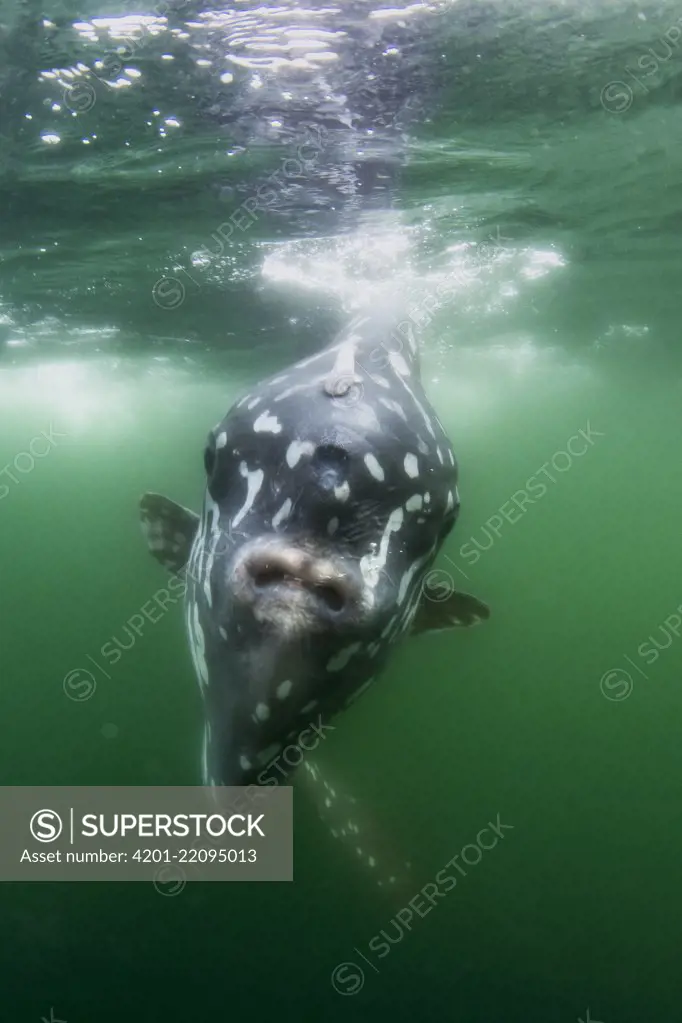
[140,310,490,879]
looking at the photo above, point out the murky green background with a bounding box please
[2,1,682,1020]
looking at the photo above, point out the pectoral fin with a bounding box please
[412,579,491,635]
[139,492,199,573]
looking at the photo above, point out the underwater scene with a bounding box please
[1,0,682,1020]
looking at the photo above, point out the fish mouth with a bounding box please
[232,541,359,623]
[251,564,346,612]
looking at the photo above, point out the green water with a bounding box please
[3,1,682,1020]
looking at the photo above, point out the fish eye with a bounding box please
[311,443,351,493]
[312,444,350,470]
[204,433,217,477]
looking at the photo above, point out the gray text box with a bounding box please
[0,786,292,881]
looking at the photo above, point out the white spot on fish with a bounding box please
[254,411,282,434]
[301,699,318,713]
[364,453,384,481]
[274,375,326,402]
[219,627,227,641]
[360,508,403,594]
[407,326,417,354]
[334,481,350,502]
[294,349,327,370]
[216,432,227,449]
[276,679,292,700]
[404,453,419,478]
[394,372,437,438]
[389,351,410,376]
[398,548,437,605]
[232,462,264,528]
[272,498,292,529]
[203,531,221,608]
[286,440,314,468]
[437,446,444,464]
[405,494,423,512]
[369,856,376,867]
[448,448,455,465]
[247,397,261,411]
[189,603,208,687]
[239,755,252,771]
[378,396,407,421]
[204,491,219,533]
[325,797,332,808]
[417,437,429,455]
[327,337,359,391]
[327,642,362,672]
[254,702,270,722]
[424,492,431,504]
[327,517,339,536]
[446,490,454,511]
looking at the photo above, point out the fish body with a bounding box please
[141,310,489,793]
